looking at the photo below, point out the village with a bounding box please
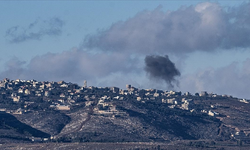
[1,78,250,144]
[0,78,242,118]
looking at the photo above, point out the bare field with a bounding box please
[1,142,250,150]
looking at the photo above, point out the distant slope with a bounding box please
[56,99,223,142]
[14,110,71,135]
[0,112,50,139]
[1,78,250,143]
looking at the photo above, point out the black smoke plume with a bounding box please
[144,55,180,88]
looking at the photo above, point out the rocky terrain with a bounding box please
[0,78,250,148]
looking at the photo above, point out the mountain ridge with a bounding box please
[0,78,249,144]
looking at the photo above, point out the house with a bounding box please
[239,99,249,103]
[110,87,119,93]
[18,88,23,93]
[39,84,45,90]
[31,137,42,142]
[60,84,68,88]
[43,138,49,142]
[208,110,216,116]
[0,108,6,112]
[181,102,189,110]
[200,91,208,97]
[57,81,65,85]
[0,82,7,88]
[60,93,65,98]
[119,90,124,95]
[75,89,81,93]
[33,82,37,88]
[137,97,142,101]
[13,96,20,102]
[153,92,159,97]
[233,131,247,139]
[3,78,9,83]
[35,93,42,97]
[167,98,176,104]
[126,84,131,90]
[58,99,64,103]
[184,92,191,96]
[45,82,53,88]
[11,92,17,97]
[13,108,23,114]
[57,105,70,111]
[113,96,119,100]
[24,89,30,95]
[168,105,175,108]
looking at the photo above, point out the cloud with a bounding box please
[2,49,250,99]
[0,49,140,86]
[0,57,26,80]
[83,2,250,54]
[5,17,65,43]
[4,50,250,99]
[180,59,250,98]
[2,2,250,99]
[144,55,180,88]
[80,2,250,96]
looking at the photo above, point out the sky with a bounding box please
[1,0,250,98]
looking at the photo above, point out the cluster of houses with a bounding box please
[0,78,234,117]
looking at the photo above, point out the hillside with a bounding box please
[55,99,221,142]
[0,78,250,144]
[0,112,50,143]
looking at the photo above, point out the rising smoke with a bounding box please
[144,55,180,88]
